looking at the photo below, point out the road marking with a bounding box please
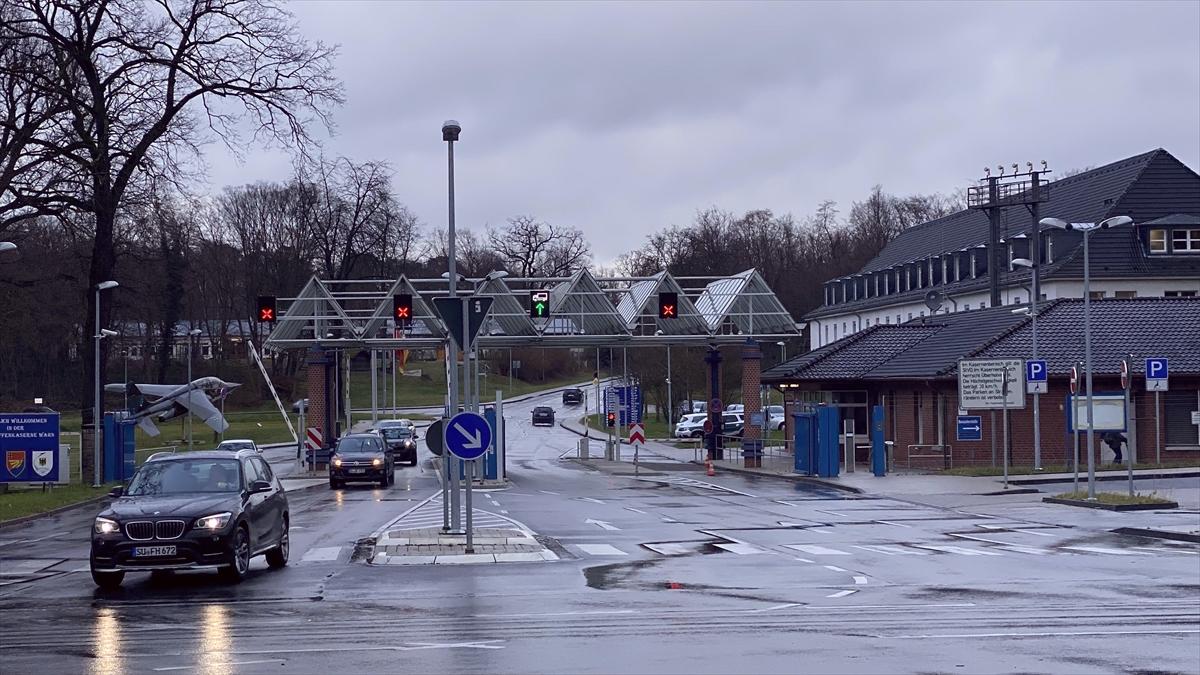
[824,565,847,572]
[816,510,848,518]
[1000,545,1052,555]
[852,545,929,556]
[472,610,634,619]
[300,546,342,562]
[538,490,560,495]
[912,544,1002,556]
[0,531,69,548]
[577,544,627,556]
[1132,546,1199,555]
[624,507,647,514]
[1063,546,1151,556]
[809,528,835,535]
[827,590,857,599]
[745,603,803,613]
[154,660,282,672]
[784,544,849,556]
[500,510,509,514]
[853,576,869,585]
[1013,529,1055,537]
[878,629,1200,639]
[578,497,606,504]
[585,519,620,531]
[644,543,691,556]
[875,520,912,528]
[714,542,766,555]
[661,516,678,523]
[792,557,815,563]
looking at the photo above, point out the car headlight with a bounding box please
[94,517,119,535]
[332,455,342,467]
[372,457,383,467]
[195,512,233,530]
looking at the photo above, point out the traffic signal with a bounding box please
[658,292,678,319]
[606,411,616,428]
[256,296,277,323]
[393,293,413,326]
[530,290,551,319]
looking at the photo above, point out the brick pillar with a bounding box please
[306,347,332,456]
[741,338,763,468]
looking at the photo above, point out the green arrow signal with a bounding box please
[534,302,546,316]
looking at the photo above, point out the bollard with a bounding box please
[579,437,589,460]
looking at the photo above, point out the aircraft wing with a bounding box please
[179,389,230,434]
[115,383,179,398]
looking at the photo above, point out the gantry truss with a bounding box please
[264,268,800,351]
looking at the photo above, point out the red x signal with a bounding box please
[259,307,275,321]
[396,307,410,319]
[661,304,675,317]
[256,296,277,323]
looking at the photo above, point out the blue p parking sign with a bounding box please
[1025,359,1047,394]
[1145,357,1169,392]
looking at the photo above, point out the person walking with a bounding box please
[1101,431,1127,465]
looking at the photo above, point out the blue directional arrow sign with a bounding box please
[956,415,982,442]
[1026,359,1048,394]
[445,411,492,460]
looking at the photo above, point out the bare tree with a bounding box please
[488,215,591,278]
[3,0,341,411]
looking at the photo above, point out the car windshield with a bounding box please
[336,437,380,455]
[382,428,412,439]
[126,458,242,495]
[535,407,552,413]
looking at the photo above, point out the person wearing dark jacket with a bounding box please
[1101,431,1127,464]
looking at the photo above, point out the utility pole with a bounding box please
[443,120,462,533]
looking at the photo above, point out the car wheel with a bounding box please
[265,518,289,569]
[90,566,125,590]
[220,526,251,583]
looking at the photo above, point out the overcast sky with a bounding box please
[204,1,1200,264]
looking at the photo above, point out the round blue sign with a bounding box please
[444,411,493,460]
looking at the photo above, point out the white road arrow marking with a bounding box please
[586,519,620,531]
[452,423,483,449]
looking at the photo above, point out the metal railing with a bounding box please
[907,444,953,470]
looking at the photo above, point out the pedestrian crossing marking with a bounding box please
[784,544,850,556]
[1063,546,1151,556]
[714,542,767,555]
[912,545,1002,556]
[577,544,627,556]
[852,545,930,556]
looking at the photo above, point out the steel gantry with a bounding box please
[263,268,800,351]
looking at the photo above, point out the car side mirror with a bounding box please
[108,486,124,498]
[250,480,272,494]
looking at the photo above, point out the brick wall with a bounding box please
[741,340,762,450]
[305,347,330,448]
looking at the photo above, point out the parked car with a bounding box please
[765,405,785,430]
[89,448,289,589]
[721,412,745,437]
[673,412,708,438]
[329,434,394,489]
[379,426,419,466]
[726,404,745,413]
[374,418,416,434]
[562,388,584,405]
[531,406,556,426]
[215,439,261,454]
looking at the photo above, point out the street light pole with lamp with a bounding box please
[93,281,119,487]
[441,120,462,533]
[1010,257,1043,470]
[1039,216,1134,500]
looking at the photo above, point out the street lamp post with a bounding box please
[442,120,462,534]
[187,328,202,450]
[1011,257,1042,470]
[93,280,119,487]
[1040,216,1133,500]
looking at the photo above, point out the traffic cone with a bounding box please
[706,459,715,477]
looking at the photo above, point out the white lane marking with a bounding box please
[660,516,678,523]
[1132,546,1199,555]
[824,565,848,572]
[1013,529,1055,537]
[853,545,930,556]
[644,543,691,556]
[745,603,803,613]
[300,546,341,562]
[878,629,1200,639]
[792,557,815,563]
[853,576,869,585]
[578,497,606,504]
[827,590,857,599]
[154,660,282,672]
[585,519,620,531]
[1063,545,1151,556]
[499,510,509,514]
[714,542,767,555]
[538,490,560,495]
[472,610,634,619]
[785,544,849,556]
[810,528,835,535]
[577,544,627,556]
[875,520,912,528]
[912,544,1002,556]
[1000,545,1052,555]
[624,507,647,514]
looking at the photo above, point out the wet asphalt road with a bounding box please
[1,390,1198,674]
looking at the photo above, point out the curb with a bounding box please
[1041,496,1179,511]
[0,493,110,530]
[975,488,1041,496]
[1009,469,1200,486]
[1111,526,1200,544]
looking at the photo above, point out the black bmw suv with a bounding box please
[90,449,289,589]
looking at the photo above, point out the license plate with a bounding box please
[349,468,365,474]
[133,545,176,557]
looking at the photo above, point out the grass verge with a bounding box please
[0,482,118,523]
[942,461,1199,477]
[1051,491,1175,506]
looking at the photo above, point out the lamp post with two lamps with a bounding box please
[1039,216,1133,500]
[93,281,119,486]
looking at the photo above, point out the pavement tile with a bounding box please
[384,555,438,565]
[494,552,546,563]
[434,554,497,564]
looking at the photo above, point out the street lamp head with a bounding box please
[484,270,509,281]
[0,242,16,254]
[440,271,465,281]
[99,329,118,338]
[96,280,119,291]
[1010,258,1034,269]
[776,341,786,346]
[654,329,664,336]
[1038,217,1070,230]
[1099,215,1133,229]
[442,120,461,142]
[189,328,202,336]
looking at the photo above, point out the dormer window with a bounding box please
[1172,228,1200,253]
[1149,229,1168,253]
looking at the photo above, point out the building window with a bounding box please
[852,320,858,331]
[907,312,913,320]
[1171,228,1200,252]
[1165,290,1198,297]
[980,302,987,309]
[1149,229,1167,253]
[1013,296,1022,304]
[824,325,830,343]
[1114,290,1137,299]
[1089,291,1106,300]
[964,303,971,310]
